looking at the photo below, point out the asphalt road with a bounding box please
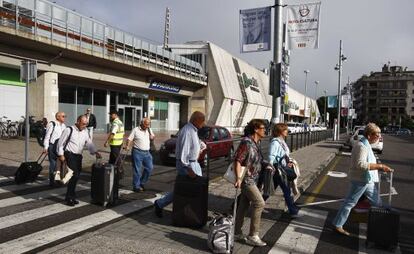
[294,134,414,254]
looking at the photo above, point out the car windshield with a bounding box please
[357,129,364,135]
[287,123,296,127]
[198,127,211,140]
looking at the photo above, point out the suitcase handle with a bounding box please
[378,170,394,206]
[37,153,48,165]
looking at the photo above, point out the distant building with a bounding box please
[353,64,414,125]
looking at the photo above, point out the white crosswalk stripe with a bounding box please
[0,194,159,254]
[0,179,49,193]
[269,209,328,254]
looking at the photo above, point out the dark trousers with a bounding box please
[64,151,83,200]
[109,145,121,202]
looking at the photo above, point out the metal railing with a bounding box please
[0,0,207,83]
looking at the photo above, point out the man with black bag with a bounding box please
[154,111,206,227]
[57,115,101,206]
[42,112,66,187]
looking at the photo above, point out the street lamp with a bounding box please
[324,90,327,125]
[334,40,347,140]
[313,81,319,124]
[304,70,310,122]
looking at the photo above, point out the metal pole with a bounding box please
[314,80,319,124]
[24,61,29,162]
[324,90,327,126]
[304,70,309,122]
[271,0,283,124]
[336,40,343,140]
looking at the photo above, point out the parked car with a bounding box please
[159,125,234,167]
[287,122,301,133]
[350,127,383,154]
[396,128,412,136]
[352,125,365,135]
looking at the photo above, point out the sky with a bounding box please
[52,0,414,98]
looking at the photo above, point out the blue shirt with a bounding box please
[175,123,202,176]
[268,137,290,168]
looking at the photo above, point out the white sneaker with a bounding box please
[234,233,247,242]
[246,235,267,247]
[290,211,305,219]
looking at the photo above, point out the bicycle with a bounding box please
[0,116,19,138]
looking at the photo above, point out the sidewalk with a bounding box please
[34,134,348,254]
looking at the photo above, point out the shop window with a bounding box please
[110,91,117,106]
[131,97,142,106]
[93,89,106,106]
[118,92,130,105]
[380,108,388,113]
[59,86,75,103]
[399,108,405,113]
[77,87,92,105]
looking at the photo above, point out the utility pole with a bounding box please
[303,70,310,122]
[271,0,283,124]
[335,40,344,140]
[324,90,327,126]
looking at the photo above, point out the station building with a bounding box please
[0,0,319,134]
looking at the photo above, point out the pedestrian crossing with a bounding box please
[0,177,158,254]
[0,175,403,254]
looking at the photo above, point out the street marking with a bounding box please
[299,191,399,207]
[327,171,348,178]
[305,156,341,204]
[0,194,161,254]
[0,182,90,208]
[0,189,133,229]
[358,223,401,254]
[341,152,352,156]
[269,208,328,254]
[0,179,49,193]
[0,176,14,184]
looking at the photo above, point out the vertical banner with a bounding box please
[239,7,271,53]
[327,96,337,108]
[286,2,321,50]
[341,94,351,108]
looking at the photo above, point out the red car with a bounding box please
[159,125,234,167]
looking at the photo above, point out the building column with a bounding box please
[29,72,59,122]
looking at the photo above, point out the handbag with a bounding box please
[55,160,73,184]
[223,163,246,184]
[275,156,297,182]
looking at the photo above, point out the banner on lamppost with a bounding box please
[286,2,321,50]
[341,94,351,108]
[327,96,337,108]
[239,7,271,53]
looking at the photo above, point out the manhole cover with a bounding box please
[327,171,347,178]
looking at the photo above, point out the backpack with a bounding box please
[38,121,56,148]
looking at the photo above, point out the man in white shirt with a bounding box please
[154,111,205,218]
[57,115,101,206]
[124,118,155,192]
[42,112,66,187]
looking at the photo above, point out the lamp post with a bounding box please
[324,90,327,125]
[334,40,347,140]
[303,70,310,122]
[314,81,319,124]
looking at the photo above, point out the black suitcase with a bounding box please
[15,154,47,184]
[91,162,116,207]
[366,171,399,250]
[172,174,209,228]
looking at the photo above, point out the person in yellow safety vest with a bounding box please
[104,110,124,203]
[104,110,125,164]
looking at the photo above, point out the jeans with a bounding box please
[263,174,299,215]
[87,127,94,140]
[235,183,265,236]
[47,144,57,180]
[131,148,153,189]
[332,181,381,227]
[155,160,195,209]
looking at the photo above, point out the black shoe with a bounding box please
[72,199,79,205]
[154,202,163,218]
[66,199,75,206]
[133,187,144,193]
[140,185,145,191]
[49,178,55,187]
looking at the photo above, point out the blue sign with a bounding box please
[149,82,181,93]
[327,96,337,108]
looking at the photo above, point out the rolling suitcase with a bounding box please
[366,171,399,250]
[172,174,209,228]
[15,153,47,184]
[91,160,115,207]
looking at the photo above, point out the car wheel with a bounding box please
[226,147,234,161]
